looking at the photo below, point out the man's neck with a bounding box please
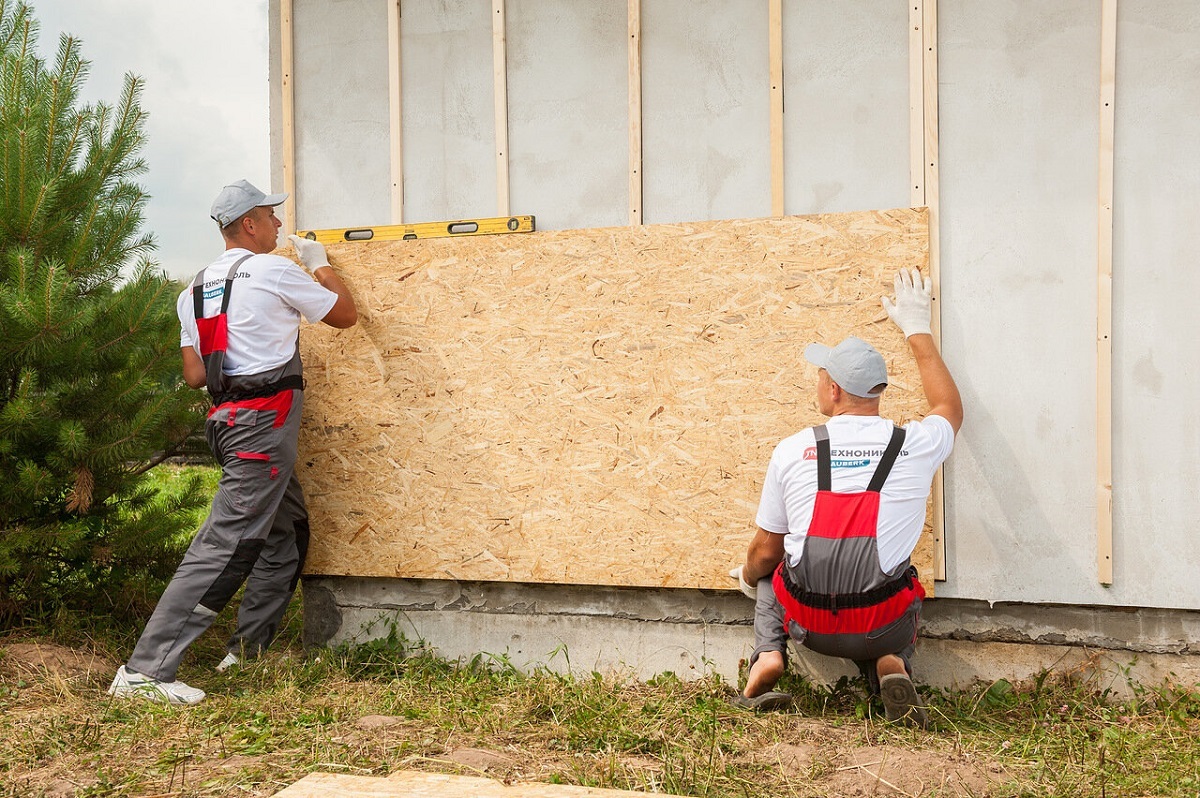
[225,241,266,255]
[828,405,881,418]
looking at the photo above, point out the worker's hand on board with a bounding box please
[287,233,331,274]
[882,267,933,338]
[728,565,758,600]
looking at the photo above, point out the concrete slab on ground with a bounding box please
[274,770,684,797]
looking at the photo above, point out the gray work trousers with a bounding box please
[126,391,309,682]
[750,575,920,695]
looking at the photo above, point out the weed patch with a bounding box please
[2,630,1199,796]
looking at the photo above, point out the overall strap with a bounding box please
[813,424,831,491]
[192,254,253,320]
[866,425,908,493]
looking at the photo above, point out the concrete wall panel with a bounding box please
[782,0,910,215]
[1111,0,1200,607]
[937,0,1106,604]
[400,0,497,223]
[291,0,392,229]
[641,0,770,224]
[506,0,627,229]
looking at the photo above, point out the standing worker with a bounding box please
[729,268,962,727]
[109,180,357,704]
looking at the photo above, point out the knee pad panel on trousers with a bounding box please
[199,538,266,614]
[290,517,310,592]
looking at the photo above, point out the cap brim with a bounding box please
[804,342,832,368]
[258,192,288,208]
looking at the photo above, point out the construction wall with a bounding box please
[269,1,1200,616]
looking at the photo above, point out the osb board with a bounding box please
[274,771,685,797]
[295,208,935,591]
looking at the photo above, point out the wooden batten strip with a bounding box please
[769,0,784,216]
[387,0,403,223]
[492,0,510,216]
[908,1,924,205]
[280,0,297,234]
[628,0,642,225]
[921,0,946,581]
[1097,0,1117,585]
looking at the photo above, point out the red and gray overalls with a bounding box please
[126,257,311,682]
[757,423,925,689]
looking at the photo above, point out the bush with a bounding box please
[0,1,208,624]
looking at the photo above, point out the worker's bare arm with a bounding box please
[313,266,358,328]
[287,234,358,328]
[181,347,206,389]
[743,527,786,583]
[908,333,962,433]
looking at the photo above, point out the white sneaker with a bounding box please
[215,652,240,673]
[108,665,206,705]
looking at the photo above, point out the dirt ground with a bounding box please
[1,640,1019,798]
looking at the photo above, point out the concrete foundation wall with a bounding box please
[304,577,1200,697]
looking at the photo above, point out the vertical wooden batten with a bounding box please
[769,0,784,216]
[387,0,403,224]
[492,0,511,217]
[628,0,642,225]
[280,0,297,234]
[909,0,947,581]
[921,0,946,582]
[908,1,924,204]
[1097,0,1117,585]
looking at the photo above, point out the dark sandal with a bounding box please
[730,690,793,711]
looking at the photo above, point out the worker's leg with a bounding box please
[743,577,790,698]
[125,404,295,682]
[226,474,309,658]
[858,597,922,694]
[221,393,307,660]
[858,600,928,728]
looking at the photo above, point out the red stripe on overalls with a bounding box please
[773,423,920,636]
[208,390,294,428]
[773,567,925,636]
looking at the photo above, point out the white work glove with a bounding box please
[729,566,758,600]
[287,233,331,273]
[881,267,933,338]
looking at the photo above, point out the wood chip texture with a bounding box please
[293,208,934,591]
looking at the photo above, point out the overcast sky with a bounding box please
[31,0,271,281]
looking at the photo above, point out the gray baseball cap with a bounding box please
[210,179,288,227]
[804,336,888,398]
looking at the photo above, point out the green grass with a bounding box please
[139,463,220,537]
[3,621,1200,797]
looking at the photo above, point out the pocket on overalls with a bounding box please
[235,451,281,481]
[218,410,280,511]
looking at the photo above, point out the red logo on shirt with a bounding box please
[803,446,817,460]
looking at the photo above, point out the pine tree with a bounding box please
[0,0,209,623]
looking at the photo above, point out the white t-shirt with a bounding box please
[177,248,338,376]
[755,414,955,573]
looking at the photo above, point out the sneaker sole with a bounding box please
[109,683,205,705]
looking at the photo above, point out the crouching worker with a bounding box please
[729,268,962,727]
[109,180,358,704]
